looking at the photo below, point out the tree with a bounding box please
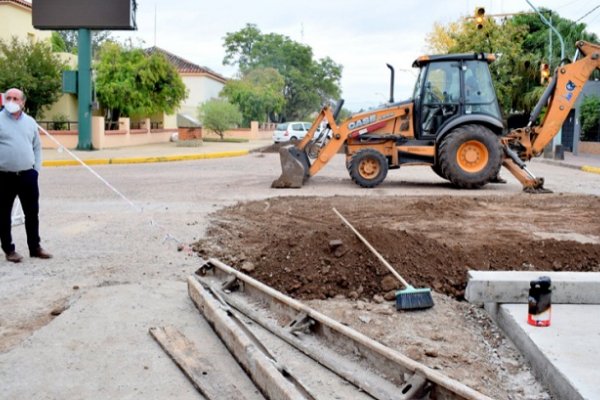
[221,67,285,126]
[425,9,598,117]
[509,9,598,66]
[197,99,243,140]
[223,24,342,121]
[51,32,67,52]
[425,21,462,53]
[0,37,67,119]
[95,42,187,126]
[580,95,600,141]
[54,30,114,55]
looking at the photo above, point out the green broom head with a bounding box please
[395,286,434,310]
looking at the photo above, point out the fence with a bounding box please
[39,118,276,149]
[40,117,176,150]
[38,120,78,131]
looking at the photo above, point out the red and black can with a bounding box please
[527,276,552,327]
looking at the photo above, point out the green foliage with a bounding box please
[51,32,67,52]
[223,24,342,121]
[580,95,600,141]
[55,30,114,55]
[197,98,243,140]
[509,9,598,64]
[0,37,66,119]
[425,9,598,116]
[51,113,69,130]
[95,42,187,123]
[221,67,285,125]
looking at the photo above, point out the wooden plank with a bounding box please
[187,277,309,400]
[149,325,248,400]
[205,258,494,400]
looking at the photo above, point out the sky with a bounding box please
[115,0,600,111]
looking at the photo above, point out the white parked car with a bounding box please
[272,121,318,143]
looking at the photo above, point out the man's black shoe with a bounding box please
[6,251,23,263]
[30,247,53,259]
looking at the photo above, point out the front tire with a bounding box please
[348,149,388,188]
[438,125,502,189]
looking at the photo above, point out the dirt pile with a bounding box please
[193,194,600,300]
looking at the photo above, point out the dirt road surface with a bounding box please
[1,152,599,399]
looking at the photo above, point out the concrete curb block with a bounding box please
[536,159,600,175]
[42,150,250,167]
[465,271,600,305]
[581,165,600,174]
[487,304,588,400]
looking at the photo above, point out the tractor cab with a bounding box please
[411,53,503,139]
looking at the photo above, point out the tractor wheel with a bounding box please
[348,149,388,188]
[438,124,502,189]
[431,163,447,180]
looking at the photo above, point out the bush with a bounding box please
[197,99,243,140]
[580,96,600,142]
[51,113,68,130]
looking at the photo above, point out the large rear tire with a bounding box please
[438,125,502,189]
[348,149,388,188]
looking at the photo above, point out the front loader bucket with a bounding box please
[271,145,310,188]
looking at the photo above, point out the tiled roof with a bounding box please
[0,0,32,9]
[145,46,227,83]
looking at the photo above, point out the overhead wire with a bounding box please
[38,125,187,248]
[576,4,600,22]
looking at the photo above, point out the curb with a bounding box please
[536,159,600,175]
[43,150,250,167]
[582,165,600,175]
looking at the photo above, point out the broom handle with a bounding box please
[333,208,411,288]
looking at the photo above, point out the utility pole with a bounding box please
[549,16,552,68]
[526,0,565,159]
[76,29,92,150]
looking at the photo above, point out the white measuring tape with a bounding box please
[38,125,187,249]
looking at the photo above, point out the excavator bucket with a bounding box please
[271,145,311,188]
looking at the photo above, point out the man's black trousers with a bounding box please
[0,169,40,254]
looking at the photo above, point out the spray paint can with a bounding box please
[527,276,552,327]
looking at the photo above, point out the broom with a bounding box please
[333,208,434,310]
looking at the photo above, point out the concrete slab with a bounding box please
[488,303,600,400]
[465,271,600,304]
[0,280,263,400]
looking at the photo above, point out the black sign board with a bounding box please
[33,0,137,30]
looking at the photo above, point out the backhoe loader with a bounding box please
[272,40,600,191]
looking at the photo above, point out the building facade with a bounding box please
[145,47,227,128]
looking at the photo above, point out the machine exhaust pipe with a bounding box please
[386,64,395,103]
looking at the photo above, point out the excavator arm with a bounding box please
[272,101,408,188]
[502,40,600,191]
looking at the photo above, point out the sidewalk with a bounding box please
[42,140,274,167]
[534,151,600,174]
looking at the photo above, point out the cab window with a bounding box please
[420,61,460,135]
[463,61,501,119]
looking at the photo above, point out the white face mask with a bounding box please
[4,101,21,114]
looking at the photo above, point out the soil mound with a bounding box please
[194,194,600,300]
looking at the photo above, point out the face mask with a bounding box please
[4,101,21,114]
